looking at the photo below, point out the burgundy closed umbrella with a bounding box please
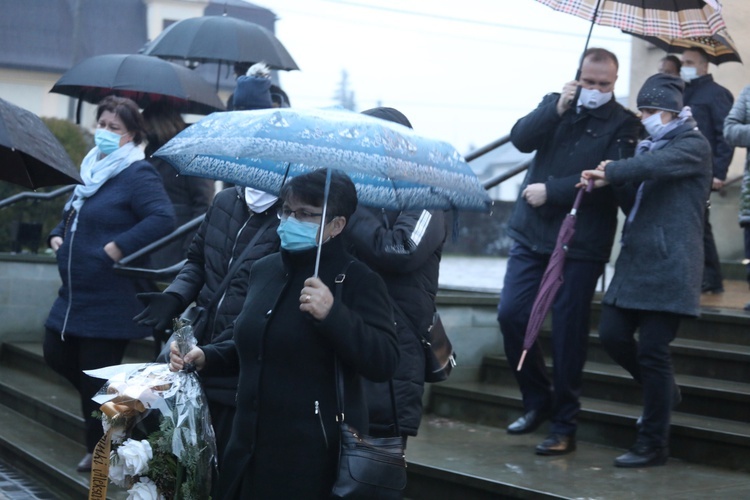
[517,180,593,371]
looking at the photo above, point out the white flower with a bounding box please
[117,439,153,476]
[108,451,127,487]
[126,477,164,500]
[102,419,128,444]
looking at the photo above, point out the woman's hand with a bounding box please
[104,241,123,262]
[169,342,206,372]
[300,277,334,320]
[50,236,63,252]
[578,168,609,189]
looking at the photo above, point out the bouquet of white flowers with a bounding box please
[86,319,216,500]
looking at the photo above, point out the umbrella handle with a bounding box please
[517,350,528,371]
[571,178,594,213]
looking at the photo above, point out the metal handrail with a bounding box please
[465,135,511,163]
[113,215,206,280]
[482,158,533,190]
[0,185,75,209]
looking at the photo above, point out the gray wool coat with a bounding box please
[603,127,712,317]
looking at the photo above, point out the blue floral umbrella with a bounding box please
[153,107,491,213]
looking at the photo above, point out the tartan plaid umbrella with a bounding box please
[631,29,741,64]
[517,181,592,371]
[535,0,735,79]
[536,0,729,39]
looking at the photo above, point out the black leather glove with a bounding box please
[133,292,184,332]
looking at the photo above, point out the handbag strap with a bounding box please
[332,261,401,437]
[204,215,275,313]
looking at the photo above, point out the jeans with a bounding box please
[497,242,603,436]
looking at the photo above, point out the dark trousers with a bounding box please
[497,242,603,436]
[43,328,128,452]
[598,305,680,448]
[702,205,724,290]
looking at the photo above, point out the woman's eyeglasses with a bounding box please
[277,207,324,221]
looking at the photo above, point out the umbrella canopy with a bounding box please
[535,0,738,81]
[517,181,592,371]
[0,98,81,189]
[50,54,225,119]
[536,0,729,38]
[154,107,491,212]
[631,29,741,64]
[141,16,299,71]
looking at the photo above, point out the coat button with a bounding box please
[266,309,272,317]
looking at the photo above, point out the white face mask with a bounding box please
[680,67,698,82]
[245,187,278,213]
[578,87,613,110]
[642,111,665,138]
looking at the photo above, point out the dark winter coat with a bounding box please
[45,160,175,339]
[200,238,399,499]
[163,186,280,405]
[509,93,641,262]
[604,124,712,317]
[683,73,734,180]
[344,206,447,436]
[722,84,750,225]
[148,157,215,269]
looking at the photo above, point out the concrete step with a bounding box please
[429,381,750,471]
[588,303,750,347]
[0,405,126,500]
[536,333,750,384]
[483,355,750,424]
[406,416,750,499]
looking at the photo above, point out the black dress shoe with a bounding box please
[535,434,576,456]
[507,409,550,435]
[76,452,93,472]
[614,444,668,468]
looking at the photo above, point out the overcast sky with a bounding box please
[251,0,633,154]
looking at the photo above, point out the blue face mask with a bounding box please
[95,128,122,155]
[277,217,320,251]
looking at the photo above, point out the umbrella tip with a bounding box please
[517,350,528,371]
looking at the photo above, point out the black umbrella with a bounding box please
[0,98,81,189]
[50,54,225,122]
[142,16,299,70]
[141,15,299,89]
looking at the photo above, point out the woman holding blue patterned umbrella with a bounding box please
[170,169,399,498]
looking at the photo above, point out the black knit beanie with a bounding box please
[637,73,684,113]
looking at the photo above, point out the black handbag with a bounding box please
[423,312,457,383]
[331,361,407,499]
[155,217,275,363]
[330,264,407,499]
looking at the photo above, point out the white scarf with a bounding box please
[65,142,145,232]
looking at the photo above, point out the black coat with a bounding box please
[201,238,399,499]
[683,74,734,180]
[148,157,215,269]
[164,186,279,404]
[509,93,642,262]
[345,206,447,436]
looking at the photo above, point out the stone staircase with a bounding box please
[418,294,750,497]
[1,290,750,499]
[0,341,156,499]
